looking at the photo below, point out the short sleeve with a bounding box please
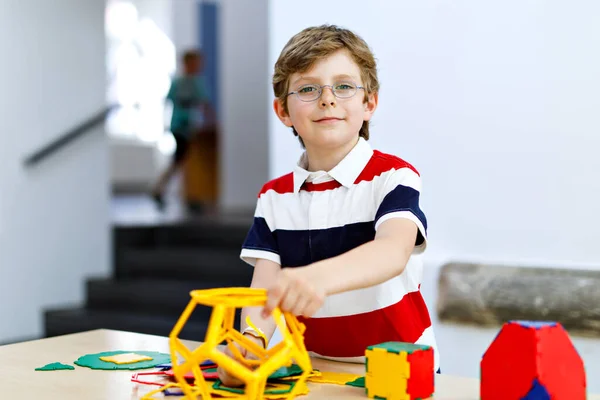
[374,167,428,254]
[240,195,281,266]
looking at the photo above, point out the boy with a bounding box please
[219,24,439,386]
[152,50,215,209]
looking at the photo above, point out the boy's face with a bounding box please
[275,49,377,152]
[185,56,202,74]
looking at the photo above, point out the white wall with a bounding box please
[129,0,174,41]
[106,0,184,191]
[0,0,109,342]
[172,0,200,58]
[122,0,201,62]
[219,0,270,210]
[269,1,600,270]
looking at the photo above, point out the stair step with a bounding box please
[44,308,226,341]
[114,219,252,250]
[86,278,248,316]
[117,247,253,281]
[152,222,251,248]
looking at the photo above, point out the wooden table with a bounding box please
[0,329,596,399]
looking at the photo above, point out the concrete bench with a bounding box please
[436,263,600,336]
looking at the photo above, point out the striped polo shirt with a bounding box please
[240,137,439,371]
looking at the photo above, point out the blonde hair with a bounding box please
[273,25,379,145]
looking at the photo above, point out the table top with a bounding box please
[0,329,596,400]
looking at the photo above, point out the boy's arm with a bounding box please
[196,76,217,126]
[201,101,217,126]
[263,218,417,316]
[302,217,417,295]
[241,258,281,344]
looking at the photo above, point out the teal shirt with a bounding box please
[167,75,210,136]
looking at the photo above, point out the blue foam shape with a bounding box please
[164,387,185,396]
[155,359,215,369]
[521,378,551,400]
[510,320,557,330]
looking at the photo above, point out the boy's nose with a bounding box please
[319,87,336,107]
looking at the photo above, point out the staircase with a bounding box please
[44,213,255,341]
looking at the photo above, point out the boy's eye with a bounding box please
[334,83,355,90]
[298,85,318,93]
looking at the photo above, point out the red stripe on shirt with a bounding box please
[258,173,293,196]
[301,180,342,192]
[298,290,432,358]
[354,151,420,185]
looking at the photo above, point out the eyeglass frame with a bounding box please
[286,81,366,102]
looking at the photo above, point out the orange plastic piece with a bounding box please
[100,352,153,364]
[142,287,313,400]
[306,371,362,385]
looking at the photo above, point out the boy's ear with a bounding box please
[363,92,379,122]
[273,98,293,127]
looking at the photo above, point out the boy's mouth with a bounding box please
[314,117,343,123]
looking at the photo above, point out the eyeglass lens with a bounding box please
[296,82,357,101]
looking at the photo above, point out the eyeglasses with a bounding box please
[287,81,365,102]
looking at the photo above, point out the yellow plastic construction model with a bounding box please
[147,287,313,400]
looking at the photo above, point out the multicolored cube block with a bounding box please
[481,321,587,400]
[365,342,434,400]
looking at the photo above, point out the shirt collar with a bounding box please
[292,137,374,193]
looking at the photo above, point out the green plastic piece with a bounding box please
[210,364,304,395]
[366,341,431,355]
[35,362,75,371]
[74,351,170,370]
[213,379,296,395]
[268,364,303,379]
[346,376,365,387]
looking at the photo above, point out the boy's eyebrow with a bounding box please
[292,74,360,85]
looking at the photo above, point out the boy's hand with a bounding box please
[262,267,325,318]
[217,334,264,387]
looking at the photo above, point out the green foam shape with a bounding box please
[74,351,170,370]
[366,341,431,355]
[213,379,296,395]
[346,376,365,387]
[268,364,303,379]
[35,362,75,371]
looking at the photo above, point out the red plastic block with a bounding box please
[406,346,434,399]
[480,321,586,400]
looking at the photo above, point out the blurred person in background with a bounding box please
[152,49,216,209]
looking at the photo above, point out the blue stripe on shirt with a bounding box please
[243,217,279,254]
[274,221,375,267]
[374,184,427,245]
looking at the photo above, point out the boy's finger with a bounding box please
[263,283,284,318]
[291,295,310,316]
[281,287,302,313]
